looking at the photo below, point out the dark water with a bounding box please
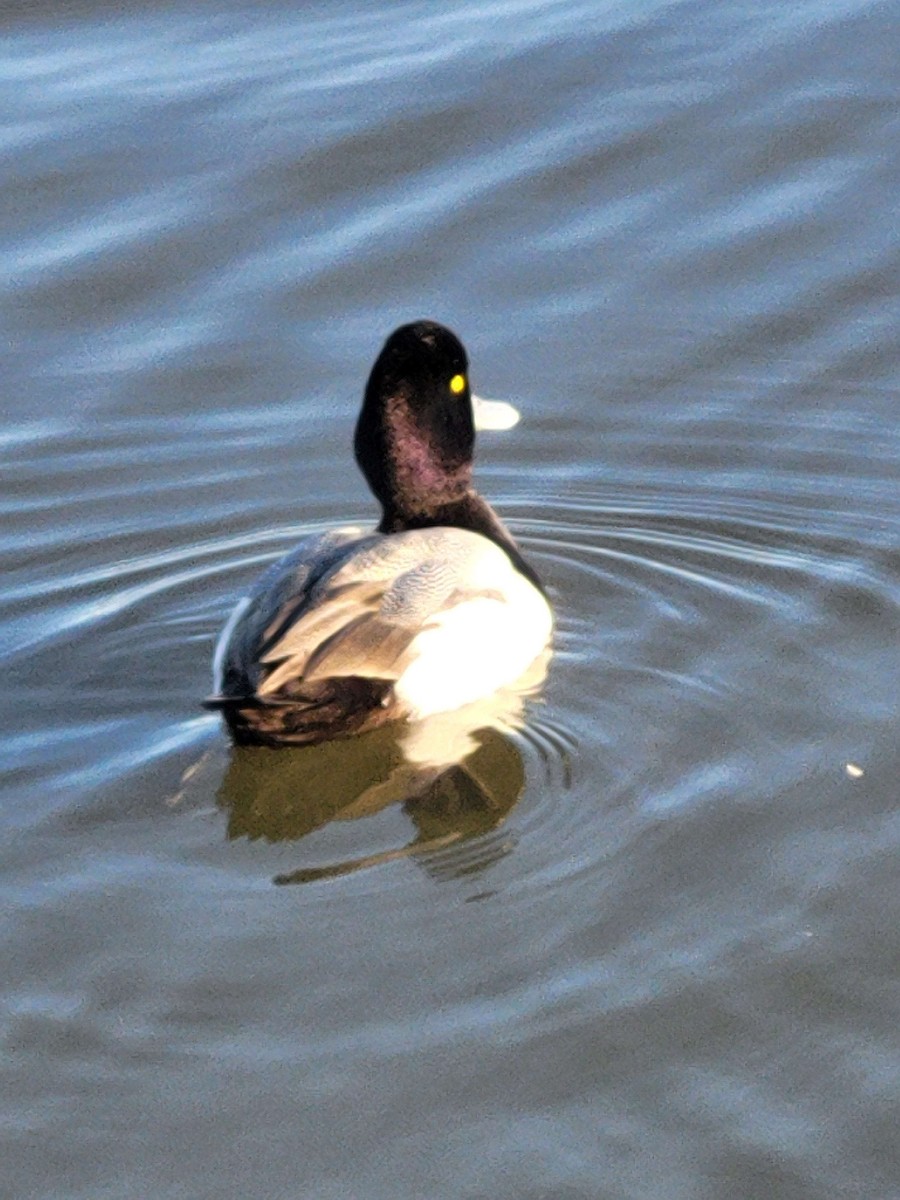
[2,2,898,1197]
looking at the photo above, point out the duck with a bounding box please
[206,320,553,746]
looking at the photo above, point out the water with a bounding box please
[2,2,898,1196]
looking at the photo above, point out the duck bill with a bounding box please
[471,394,520,431]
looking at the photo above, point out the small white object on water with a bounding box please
[845,762,864,779]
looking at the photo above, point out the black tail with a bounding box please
[204,677,396,747]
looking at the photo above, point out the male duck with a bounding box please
[208,320,553,745]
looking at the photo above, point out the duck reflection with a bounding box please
[217,667,546,885]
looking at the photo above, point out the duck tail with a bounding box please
[203,677,395,747]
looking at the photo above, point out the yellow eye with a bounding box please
[449,374,466,394]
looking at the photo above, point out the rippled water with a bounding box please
[2,2,898,1197]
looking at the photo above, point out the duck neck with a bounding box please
[378,490,546,594]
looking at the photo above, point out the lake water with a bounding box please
[2,2,898,1197]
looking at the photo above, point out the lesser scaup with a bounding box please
[207,320,552,745]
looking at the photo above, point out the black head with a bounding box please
[354,321,475,526]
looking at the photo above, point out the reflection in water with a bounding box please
[2,0,897,1192]
[217,672,546,884]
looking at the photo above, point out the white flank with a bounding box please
[394,573,552,719]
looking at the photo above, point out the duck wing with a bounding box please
[210,526,550,744]
[213,526,374,697]
[256,533,490,696]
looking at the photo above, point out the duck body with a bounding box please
[208,321,552,746]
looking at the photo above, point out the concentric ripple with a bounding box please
[482,480,900,892]
[8,458,900,892]
[6,455,898,892]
